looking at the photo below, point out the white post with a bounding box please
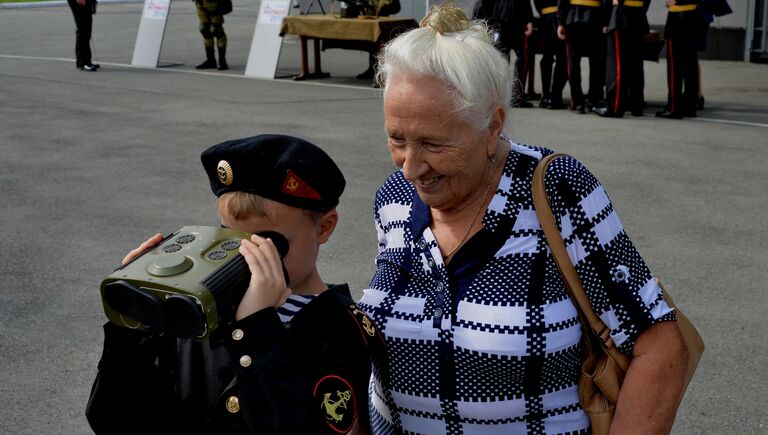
[131,0,172,67]
[244,0,292,79]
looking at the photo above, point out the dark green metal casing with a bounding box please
[100,226,251,340]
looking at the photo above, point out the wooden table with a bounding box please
[279,15,418,80]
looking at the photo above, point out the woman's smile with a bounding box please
[414,175,443,192]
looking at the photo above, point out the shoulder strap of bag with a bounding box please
[532,153,629,368]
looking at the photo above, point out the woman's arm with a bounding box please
[610,320,690,434]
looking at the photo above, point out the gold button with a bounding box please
[232,329,244,341]
[225,395,240,413]
[239,355,252,367]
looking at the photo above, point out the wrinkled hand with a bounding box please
[524,22,534,37]
[121,233,164,265]
[557,25,566,40]
[236,234,291,320]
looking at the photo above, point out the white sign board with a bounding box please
[132,0,172,67]
[244,0,291,79]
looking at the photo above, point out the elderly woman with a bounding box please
[358,6,689,434]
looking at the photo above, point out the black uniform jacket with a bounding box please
[557,0,612,27]
[86,284,385,434]
[663,0,705,40]
[534,0,559,33]
[607,0,650,33]
[473,0,533,29]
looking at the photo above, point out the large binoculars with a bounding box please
[100,226,289,340]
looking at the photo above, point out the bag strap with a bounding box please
[532,153,628,367]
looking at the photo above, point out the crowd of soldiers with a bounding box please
[473,0,732,119]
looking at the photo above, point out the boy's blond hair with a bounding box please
[218,191,326,224]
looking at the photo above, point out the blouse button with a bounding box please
[232,329,244,341]
[239,355,252,367]
[417,240,427,250]
[435,282,444,292]
[433,308,443,318]
[427,258,435,268]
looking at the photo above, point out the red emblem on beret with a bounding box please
[282,169,322,200]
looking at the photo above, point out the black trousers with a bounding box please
[605,28,645,114]
[664,35,698,115]
[67,0,94,67]
[565,22,606,105]
[539,14,567,103]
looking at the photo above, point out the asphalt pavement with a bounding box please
[0,1,767,433]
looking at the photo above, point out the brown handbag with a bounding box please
[532,153,705,434]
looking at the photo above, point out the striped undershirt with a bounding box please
[276,294,317,324]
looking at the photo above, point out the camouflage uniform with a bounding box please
[195,0,228,70]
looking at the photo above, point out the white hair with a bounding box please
[376,9,514,133]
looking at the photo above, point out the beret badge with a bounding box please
[217,160,234,186]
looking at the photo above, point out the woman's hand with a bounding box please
[557,25,566,40]
[236,234,292,321]
[121,233,164,265]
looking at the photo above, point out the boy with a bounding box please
[86,134,383,434]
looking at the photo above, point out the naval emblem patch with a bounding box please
[313,374,355,433]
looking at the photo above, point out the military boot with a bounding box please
[196,47,217,69]
[217,47,229,71]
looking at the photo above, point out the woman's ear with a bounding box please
[486,105,505,154]
[316,209,338,244]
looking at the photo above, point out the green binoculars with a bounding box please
[100,226,289,340]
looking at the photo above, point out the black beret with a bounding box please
[201,134,346,211]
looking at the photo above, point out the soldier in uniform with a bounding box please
[557,0,612,113]
[194,0,230,70]
[656,0,706,119]
[534,0,568,109]
[86,134,385,434]
[67,0,99,71]
[594,0,651,117]
[473,0,535,107]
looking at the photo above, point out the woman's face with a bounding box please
[384,74,503,213]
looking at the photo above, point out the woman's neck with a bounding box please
[430,139,508,259]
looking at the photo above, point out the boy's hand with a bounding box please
[236,234,291,320]
[121,233,164,265]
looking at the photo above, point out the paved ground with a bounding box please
[0,1,767,434]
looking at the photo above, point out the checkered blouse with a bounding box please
[359,140,675,434]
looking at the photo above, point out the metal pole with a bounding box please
[746,0,755,61]
[762,0,768,54]
[91,0,98,64]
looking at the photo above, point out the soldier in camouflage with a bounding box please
[195,0,229,70]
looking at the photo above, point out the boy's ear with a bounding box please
[316,209,338,244]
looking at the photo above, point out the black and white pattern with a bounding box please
[276,294,317,324]
[359,140,675,434]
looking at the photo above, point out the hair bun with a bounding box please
[419,5,470,34]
